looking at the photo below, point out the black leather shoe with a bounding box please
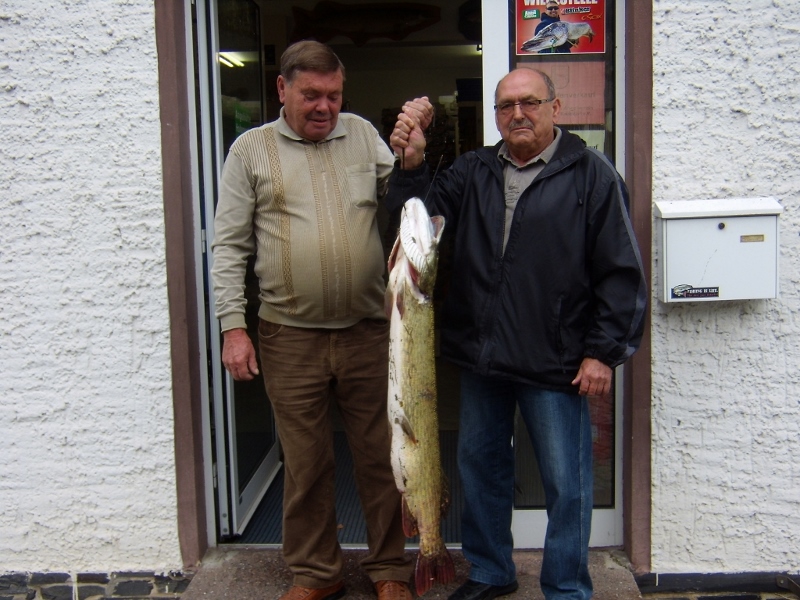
[447,579,519,600]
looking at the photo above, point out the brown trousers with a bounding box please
[258,318,412,588]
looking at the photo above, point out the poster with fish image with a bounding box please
[516,0,606,55]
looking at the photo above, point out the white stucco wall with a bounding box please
[0,1,182,572]
[651,0,800,574]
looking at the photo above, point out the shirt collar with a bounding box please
[276,107,348,142]
[498,126,562,168]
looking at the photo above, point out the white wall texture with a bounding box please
[651,0,800,574]
[2,0,798,580]
[0,1,182,572]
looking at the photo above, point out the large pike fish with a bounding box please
[386,198,454,595]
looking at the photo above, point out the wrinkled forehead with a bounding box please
[496,70,548,102]
[287,69,344,92]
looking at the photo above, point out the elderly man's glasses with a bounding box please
[494,98,554,116]
[546,5,559,10]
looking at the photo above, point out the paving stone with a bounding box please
[154,574,191,594]
[41,584,74,600]
[112,579,153,596]
[0,574,27,593]
[30,573,70,585]
[78,584,107,600]
[78,573,110,584]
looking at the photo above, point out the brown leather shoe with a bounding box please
[279,582,345,600]
[375,580,413,600]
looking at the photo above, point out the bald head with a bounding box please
[493,68,561,164]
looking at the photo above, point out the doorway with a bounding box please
[192,0,624,548]
[193,0,483,544]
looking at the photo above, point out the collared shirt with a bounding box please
[211,109,396,331]
[274,106,349,142]
[498,127,562,252]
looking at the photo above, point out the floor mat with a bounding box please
[234,430,461,545]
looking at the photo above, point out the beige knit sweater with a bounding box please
[211,111,396,331]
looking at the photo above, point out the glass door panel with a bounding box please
[196,0,281,538]
[483,0,624,547]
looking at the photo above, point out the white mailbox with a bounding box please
[655,197,782,303]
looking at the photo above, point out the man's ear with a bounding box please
[277,75,287,103]
[551,98,562,122]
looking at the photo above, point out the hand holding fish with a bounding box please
[390,96,433,169]
[571,356,612,398]
[403,96,434,130]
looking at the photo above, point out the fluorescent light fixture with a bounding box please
[218,52,245,67]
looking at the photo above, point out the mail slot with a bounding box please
[655,197,783,302]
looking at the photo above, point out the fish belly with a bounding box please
[387,257,454,595]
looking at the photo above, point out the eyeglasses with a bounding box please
[546,5,559,10]
[494,98,554,116]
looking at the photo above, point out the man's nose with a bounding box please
[313,99,332,113]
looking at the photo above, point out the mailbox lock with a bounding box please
[718,222,725,230]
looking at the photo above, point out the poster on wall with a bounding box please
[516,0,606,56]
[519,61,606,125]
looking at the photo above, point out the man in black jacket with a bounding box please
[388,68,647,600]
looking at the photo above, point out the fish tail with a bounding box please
[414,545,456,596]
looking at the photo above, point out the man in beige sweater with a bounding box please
[211,41,412,600]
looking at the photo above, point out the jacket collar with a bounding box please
[479,127,586,175]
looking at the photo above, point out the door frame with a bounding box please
[154,0,653,571]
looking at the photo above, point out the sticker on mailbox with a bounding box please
[671,284,720,299]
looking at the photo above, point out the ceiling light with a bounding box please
[218,52,245,67]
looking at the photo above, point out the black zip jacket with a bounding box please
[386,129,647,392]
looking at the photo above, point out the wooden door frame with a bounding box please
[153,0,653,572]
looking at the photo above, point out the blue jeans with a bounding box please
[458,370,593,600]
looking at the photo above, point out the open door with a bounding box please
[195,0,282,538]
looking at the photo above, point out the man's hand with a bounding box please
[571,357,612,398]
[222,328,259,381]
[390,96,434,170]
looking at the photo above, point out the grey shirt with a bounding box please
[498,127,562,252]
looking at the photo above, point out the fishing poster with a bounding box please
[515,0,606,56]
[516,61,606,125]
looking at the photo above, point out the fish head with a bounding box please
[397,198,444,296]
[567,22,594,41]
[520,21,567,52]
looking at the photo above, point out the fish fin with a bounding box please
[396,284,405,319]
[401,496,419,538]
[414,544,456,595]
[398,413,417,444]
[431,215,445,241]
